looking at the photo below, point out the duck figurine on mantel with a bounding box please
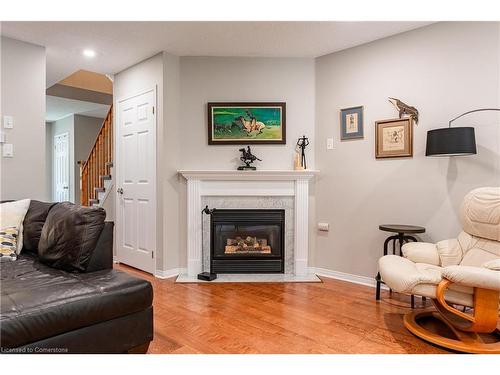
[237,146,261,170]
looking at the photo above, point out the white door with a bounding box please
[53,132,70,202]
[116,89,156,273]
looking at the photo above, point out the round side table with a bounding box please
[375,224,425,308]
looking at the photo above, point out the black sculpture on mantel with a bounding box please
[237,146,261,170]
[296,135,310,170]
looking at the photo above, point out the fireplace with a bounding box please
[210,209,285,273]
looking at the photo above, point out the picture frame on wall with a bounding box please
[375,117,413,158]
[340,106,364,140]
[207,102,286,145]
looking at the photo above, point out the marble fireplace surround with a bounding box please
[177,170,319,282]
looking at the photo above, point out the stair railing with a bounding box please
[80,105,113,206]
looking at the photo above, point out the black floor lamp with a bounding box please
[426,108,500,156]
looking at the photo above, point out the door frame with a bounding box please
[53,131,70,202]
[115,87,157,274]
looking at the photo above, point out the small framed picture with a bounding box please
[340,106,364,140]
[375,118,413,158]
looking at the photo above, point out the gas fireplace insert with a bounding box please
[210,209,285,273]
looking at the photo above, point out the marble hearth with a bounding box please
[177,170,319,282]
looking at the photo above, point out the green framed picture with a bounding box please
[207,102,286,145]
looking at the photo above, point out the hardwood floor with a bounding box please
[116,264,450,354]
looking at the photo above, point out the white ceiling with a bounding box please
[46,95,109,122]
[1,21,433,87]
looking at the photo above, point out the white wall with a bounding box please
[314,22,500,277]
[0,37,46,200]
[179,57,315,170]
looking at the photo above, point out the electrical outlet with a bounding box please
[3,116,13,129]
[326,138,334,150]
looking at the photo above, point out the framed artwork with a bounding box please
[375,117,413,158]
[207,102,286,145]
[340,106,364,140]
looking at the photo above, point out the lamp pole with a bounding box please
[448,108,500,127]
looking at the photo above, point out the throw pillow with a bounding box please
[0,226,19,261]
[22,200,57,253]
[38,202,106,272]
[0,199,31,254]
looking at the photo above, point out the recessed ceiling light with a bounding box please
[83,49,96,58]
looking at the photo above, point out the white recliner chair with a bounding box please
[379,187,500,353]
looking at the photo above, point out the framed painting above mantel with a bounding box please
[207,102,286,145]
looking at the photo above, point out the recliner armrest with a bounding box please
[483,259,500,271]
[443,265,500,291]
[402,242,440,266]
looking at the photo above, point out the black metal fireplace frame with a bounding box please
[210,209,285,274]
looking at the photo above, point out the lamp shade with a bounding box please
[425,127,476,156]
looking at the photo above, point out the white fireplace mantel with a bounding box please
[178,169,319,278]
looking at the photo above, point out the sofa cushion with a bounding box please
[38,202,106,272]
[0,199,31,254]
[0,253,153,348]
[22,200,56,253]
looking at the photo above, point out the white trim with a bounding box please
[309,267,389,290]
[178,169,319,181]
[155,268,186,279]
[180,171,317,277]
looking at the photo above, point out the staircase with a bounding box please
[80,106,113,207]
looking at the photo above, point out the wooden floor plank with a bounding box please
[116,264,450,354]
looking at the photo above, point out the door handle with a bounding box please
[117,188,124,195]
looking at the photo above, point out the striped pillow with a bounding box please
[0,226,19,261]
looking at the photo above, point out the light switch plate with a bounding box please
[2,143,13,157]
[318,222,329,231]
[3,116,13,129]
[326,138,334,150]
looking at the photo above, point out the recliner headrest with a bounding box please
[460,187,500,241]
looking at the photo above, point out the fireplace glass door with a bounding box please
[210,209,285,273]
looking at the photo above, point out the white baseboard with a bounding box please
[308,267,389,290]
[155,268,186,279]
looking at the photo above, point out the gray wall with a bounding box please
[45,121,53,199]
[74,114,104,204]
[0,37,46,200]
[49,114,103,203]
[176,56,316,269]
[314,22,500,277]
[179,57,315,170]
[162,52,181,271]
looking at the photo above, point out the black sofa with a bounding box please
[0,200,153,353]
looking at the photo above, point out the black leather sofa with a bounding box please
[0,200,153,353]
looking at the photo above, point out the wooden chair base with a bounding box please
[404,310,500,354]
